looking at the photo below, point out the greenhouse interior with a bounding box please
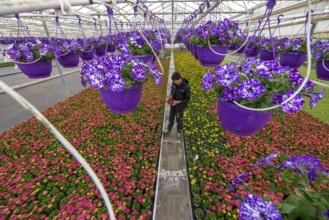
[0,0,329,219]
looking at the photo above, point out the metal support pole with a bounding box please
[98,15,103,35]
[40,11,71,96]
[310,22,317,37]
[171,0,174,45]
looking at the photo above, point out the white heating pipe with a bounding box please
[0,0,136,16]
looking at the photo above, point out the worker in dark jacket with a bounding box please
[164,72,191,138]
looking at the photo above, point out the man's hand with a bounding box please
[171,100,181,106]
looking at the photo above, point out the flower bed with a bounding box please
[0,59,169,219]
[174,51,329,219]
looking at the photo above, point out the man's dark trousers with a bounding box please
[168,106,184,132]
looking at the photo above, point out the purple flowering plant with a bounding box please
[202,58,324,114]
[278,37,306,53]
[76,37,96,51]
[194,19,242,46]
[96,35,108,47]
[2,39,54,62]
[232,30,246,46]
[312,40,329,61]
[51,38,81,58]
[229,151,329,220]
[125,30,162,55]
[259,37,281,51]
[107,34,118,45]
[80,54,162,91]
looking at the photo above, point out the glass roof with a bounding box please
[0,0,327,39]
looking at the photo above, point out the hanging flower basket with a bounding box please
[99,83,143,114]
[245,46,260,57]
[280,52,306,68]
[95,46,107,56]
[259,49,278,61]
[107,44,116,52]
[17,60,52,79]
[3,40,54,78]
[197,45,228,66]
[57,53,80,68]
[80,49,95,61]
[80,54,162,114]
[202,58,324,136]
[217,97,273,136]
[133,54,153,63]
[316,60,329,81]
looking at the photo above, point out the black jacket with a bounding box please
[171,78,191,111]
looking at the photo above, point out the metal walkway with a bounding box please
[153,51,193,220]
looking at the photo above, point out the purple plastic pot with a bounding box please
[96,46,107,56]
[99,83,143,114]
[316,60,329,81]
[133,54,153,63]
[280,52,306,68]
[217,97,273,136]
[80,49,95,61]
[107,44,116,53]
[245,46,260,57]
[57,53,80,68]
[190,45,196,58]
[237,46,246,54]
[186,42,191,52]
[197,45,228,66]
[192,45,199,60]
[259,49,278,61]
[17,60,52,79]
[228,44,238,50]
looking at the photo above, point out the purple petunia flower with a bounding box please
[224,86,239,101]
[310,89,325,109]
[228,173,250,192]
[279,155,328,181]
[108,74,125,92]
[239,194,282,220]
[271,92,283,105]
[202,71,216,90]
[88,70,105,89]
[257,66,273,79]
[253,151,278,167]
[131,64,147,81]
[217,69,240,87]
[280,90,305,114]
[238,79,265,101]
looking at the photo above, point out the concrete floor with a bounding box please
[0,63,86,133]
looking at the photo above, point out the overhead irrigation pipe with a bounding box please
[0,0,138,16]
[2,13,105,26]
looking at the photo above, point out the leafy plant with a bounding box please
[229,151,329,219]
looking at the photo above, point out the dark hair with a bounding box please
[171,72,181,81]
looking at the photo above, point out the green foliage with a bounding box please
[129,43,152,55]
[0,62,15,68]
[195,208,205,218]
[193,194,201,205]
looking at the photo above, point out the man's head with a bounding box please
[172,72,182,86]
